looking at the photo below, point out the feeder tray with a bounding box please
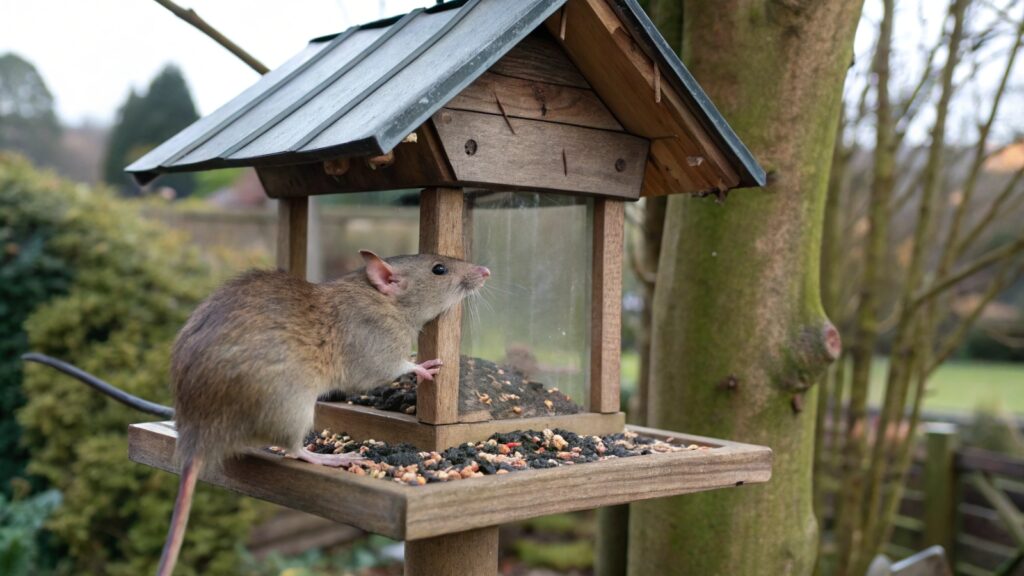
[128,421,771,541]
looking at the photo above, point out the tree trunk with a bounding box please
[629,2,862,575]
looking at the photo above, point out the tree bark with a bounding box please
[629,2,862,575]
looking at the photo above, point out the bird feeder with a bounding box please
[126,0,771,573]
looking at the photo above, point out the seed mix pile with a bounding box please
[278,428,710,486]
[323,356,581,419]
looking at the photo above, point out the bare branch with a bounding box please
[912,236,1024,309]
[983,326,1024,349]
[938,10,1024,269]
[956,165,1024,257]
[152,0,269,75]
[928,260,1024,373]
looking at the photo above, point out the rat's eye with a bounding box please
[432,263,448,275]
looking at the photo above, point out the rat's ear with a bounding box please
[360,250,400,296]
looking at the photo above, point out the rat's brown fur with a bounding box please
[158,252,488,576]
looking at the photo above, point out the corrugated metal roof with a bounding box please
[128,0,566,183]
[128,0,765,190]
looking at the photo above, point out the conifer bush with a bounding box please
[2,154,264,575]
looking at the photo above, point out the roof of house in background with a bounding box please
[127,0,764,191]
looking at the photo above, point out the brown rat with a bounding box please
[158,250,490,576]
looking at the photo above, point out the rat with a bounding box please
[157,249,490,576]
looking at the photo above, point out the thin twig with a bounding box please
[152,0,269,75]
[912,236,1024,310]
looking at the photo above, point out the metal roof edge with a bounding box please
[310,0,471,43]
[609,0,766,189]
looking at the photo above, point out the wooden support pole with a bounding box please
[277,197,308,277]
[404,526,499,576]
[417,188,465,424]
[922,422,958,557]
[590,198,624,413]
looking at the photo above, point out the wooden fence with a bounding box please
[144,202,420,280]
[891,423,1024,575]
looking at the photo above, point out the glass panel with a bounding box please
[460,191,592,419]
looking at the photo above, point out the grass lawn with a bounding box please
[620,351,1024,415]
[869,356,1024,415]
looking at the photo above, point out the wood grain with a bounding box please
[248,509,362,559]
[404,526,499,575]
[447,72,622,131]
[544,0,741,196]
[590,199,624,413]
[128,422,409,538]
[417,188,465,425]
[276,196,307,277]
[315,402,626,452]
[129,421,772,540]
[433,108,647,199]
[257,125,455,198]
[401,436,772,540]
[490,30,590,89]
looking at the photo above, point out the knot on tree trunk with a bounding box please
[778,321,842,392]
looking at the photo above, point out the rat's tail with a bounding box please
[21,353,174,419]
[156,454,202,576]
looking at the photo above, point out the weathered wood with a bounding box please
[968,473,1024,549]
[448,72,622,131]
[958,447,1024,480]
[248,509,362,559]
[129,421,772,540]
[955,533,1017,573]
[590,199,624,413]
[276,197,307,277]
[257,125,455,198]
[127,422,409,538]
[544,0,741,196]
[404,526,499,575]
[923,423,958,555]
[416,188,465,425]
[401,437,772,540]
[315,402,626,452]
[433,108,648,199]
[962,479,1024,511]
[490,29,590,89]
[959,503,1018,549]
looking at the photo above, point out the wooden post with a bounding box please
[277,197,308,277]
[922,422,958,557]
[417,188,465,424]
[590,198,624,413]
[405,526,499,576]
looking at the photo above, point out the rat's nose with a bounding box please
[477,266,491,278]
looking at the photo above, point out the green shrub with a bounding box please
[0,156,75,496]
[964,403,1024,457]
[4,154,265,575]
[0,489,61,575]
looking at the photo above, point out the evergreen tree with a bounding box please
[0,53,60,168]
[103,64,198,197]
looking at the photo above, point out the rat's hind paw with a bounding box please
[295,448,366,468]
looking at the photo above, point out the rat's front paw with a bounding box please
[412,358,443,383]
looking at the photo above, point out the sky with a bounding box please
[1,0,1020,145]
[0,0,435,125]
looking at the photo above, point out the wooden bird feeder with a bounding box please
[126,0,770,573]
